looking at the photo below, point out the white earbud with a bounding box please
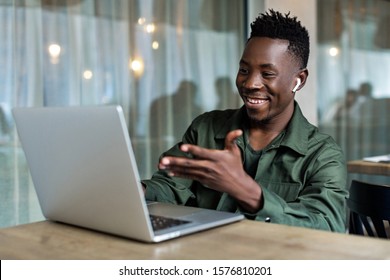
[292,78,301,93]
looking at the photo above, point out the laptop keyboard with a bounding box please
[149,214,191,231]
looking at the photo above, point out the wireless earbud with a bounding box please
[292,78,301,93]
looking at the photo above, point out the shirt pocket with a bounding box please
[260,181,301,202]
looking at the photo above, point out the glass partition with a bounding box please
[0,0,246,227]
[317,0,390,184]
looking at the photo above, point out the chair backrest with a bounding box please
[347,180,390,238]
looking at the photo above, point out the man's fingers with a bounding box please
[224,129,243,151]
[159,129,243,173]
[179,143,213,159]
[178,129,243,159]
[159,155,210,177]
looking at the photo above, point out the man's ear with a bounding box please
[292,78,301,93]
[292,69,309,93]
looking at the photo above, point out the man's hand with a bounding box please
[158,129,263,212]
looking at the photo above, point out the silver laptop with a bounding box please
[12,106,244,243]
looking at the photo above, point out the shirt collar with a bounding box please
[215,101,311,155]
[281,102,311,155]
[215,107,246,140]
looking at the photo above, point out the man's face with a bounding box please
[236,37,301,126]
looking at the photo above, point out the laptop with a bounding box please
[12,106,244,243]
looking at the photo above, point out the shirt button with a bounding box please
[265,217,271,223]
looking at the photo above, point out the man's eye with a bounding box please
[239,68,248,74]
[262,72,275,78]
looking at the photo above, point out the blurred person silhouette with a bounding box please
[215,77,242,109]
[323,88,358,122]
[348,82,373,117]
[149,80,202,142]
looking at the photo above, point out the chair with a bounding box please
[347,179,390,238]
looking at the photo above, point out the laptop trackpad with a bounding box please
[147,202,203,218]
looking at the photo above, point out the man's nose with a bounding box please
[242,74,263,89]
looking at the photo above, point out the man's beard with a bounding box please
[245,108,272,126]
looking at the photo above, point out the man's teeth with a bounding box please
[247,97,267,104]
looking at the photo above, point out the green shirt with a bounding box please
[142,102,348,232]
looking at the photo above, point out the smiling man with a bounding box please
[142,10,348,232]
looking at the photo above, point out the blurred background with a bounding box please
[1,0,389,227]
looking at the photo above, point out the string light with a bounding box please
[83,70,93,80]
[145,23,155,33]
[48,43,61,64]
[152,41,159,50]
[130,58,144,77]
[329,47,339,57]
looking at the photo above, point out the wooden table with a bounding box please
[347,160,390,177]
[1,220,390,259]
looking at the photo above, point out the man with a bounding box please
[142,10,348,232]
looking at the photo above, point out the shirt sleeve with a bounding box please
[142,115,202,205]
[142,110,224,206]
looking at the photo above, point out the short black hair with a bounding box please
[249,9,310,69]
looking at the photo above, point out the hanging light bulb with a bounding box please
[48,43,61,64]
[329,47,339,57]
[129,58,144,77]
